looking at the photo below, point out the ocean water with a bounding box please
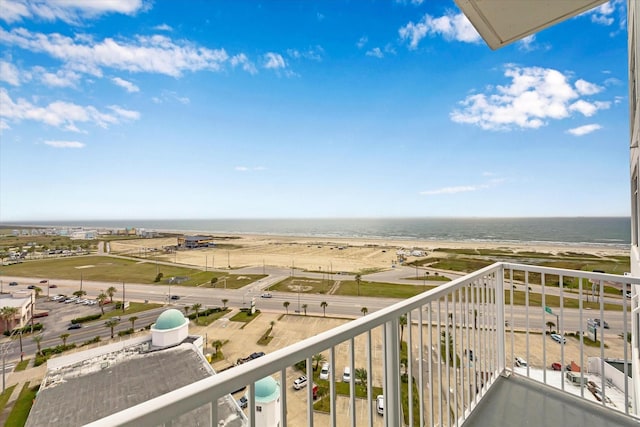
[7,217,631,248]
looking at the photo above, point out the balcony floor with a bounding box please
[462,373,639,427]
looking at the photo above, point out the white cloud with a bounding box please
[0,60,21,85]
[0,87,139,131]
[34,66,80,87]
[450,65,611,131]
[153,23,172,31]
[588,1,616,25]
[0,0,146,24]
[399,12,480,49]
[395,0,424,5]
[566,124,602,136]
[235,166,265,172]
[44,140,85,148]
[356,36,368,49]
[286,46,324,62]
[230,53,258,74]
[112,76,139,92]
[420,184,488,196]
[0,27,230,78]
[108,105,140,120]
[150,90,190,105]
[264,52,285,69]
[575,79,603,95]
[366,47,383,58]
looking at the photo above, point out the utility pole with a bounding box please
[122,281,125,313]
[19,332,23,362]
[80,272,83,291]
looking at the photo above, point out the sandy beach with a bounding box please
[108,234,629,273]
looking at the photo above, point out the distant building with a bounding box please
[177,235,216,249]
[26,309,247,427]
[0,291,34,332]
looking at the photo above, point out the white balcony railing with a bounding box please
[86,262,639,427]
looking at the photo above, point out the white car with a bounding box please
[293,375,308,390]
[515,357,527,367]
[376,395,384,415]
[319,363,330,380]
[550,333,566,344]
[342,367,351,382]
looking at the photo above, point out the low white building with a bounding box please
[0,291,33,332]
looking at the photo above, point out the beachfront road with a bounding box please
[1,268,630,335]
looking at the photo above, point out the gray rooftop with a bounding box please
[463,374,639,427]
[26,343,246,427]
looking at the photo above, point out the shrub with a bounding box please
[118,328,134,337]
[71,314,101,324]
[5,323,43,336]
[154,272,164,282]
[81,336,101,346]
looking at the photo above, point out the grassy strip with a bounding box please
[192,309,230,327]
[5,382,38,427]
[0,385,17,414]
[335,280,436,299]
[14,360,29,372]
[506,290,621,311]
[230,310,261,324]
[100,302,163,320]
[268,277,333,294]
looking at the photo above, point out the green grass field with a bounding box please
[5,382,38,427]
[1,255,265,288]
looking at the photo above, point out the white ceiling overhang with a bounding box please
[455,0,609,50]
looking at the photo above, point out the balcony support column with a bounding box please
[384,318,402,427]
[495,267,506,374]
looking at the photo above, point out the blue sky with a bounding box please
[0,0,630,221]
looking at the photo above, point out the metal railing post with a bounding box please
[495,266,506,373]
[384,318,401,427]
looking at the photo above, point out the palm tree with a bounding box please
[546,321,556,333]
[73,290,86,298]
[355,274,362,296]
[212,339,223,355]
[33,286,42,298]
[320,301,328,317]
[312,353,326,370]
[106,286,117,302]
[302,304,308,316]
[129,316,139,331]
[399,314,407,343]
[354,368,368,389]
[184,306,190,316]
[192,303,202,319]
[221,299,228,310]
[60,333,70,347]
[0,307,15,332]
[32,334,43,355]
[97,292,108,315]
[283,301,290,314]
[361,306,368,316]
[105,318,119,338]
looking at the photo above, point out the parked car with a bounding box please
[319,362,330,380]
[342,367,351,382]
[593,319,609,329]
[293,375,308,390]
[68,324,82,330]
[9,282,18,286]
[550,333,566,344]
[515,357,527,367]
[261,292,272,298]
[238,395,248,409]
[551,362,562,371]
[376,395,384,415]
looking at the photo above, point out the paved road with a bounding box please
[0,263,631,361]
